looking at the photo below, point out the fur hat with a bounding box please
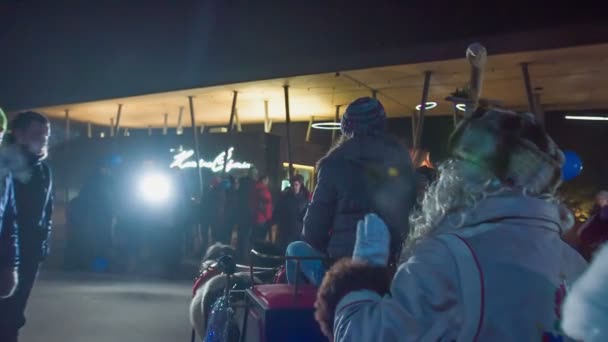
[448,108,563,195]
[341,97,386,137]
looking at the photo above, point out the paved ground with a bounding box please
[20,271,193,342]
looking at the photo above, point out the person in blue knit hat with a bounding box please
[284,97,416,285]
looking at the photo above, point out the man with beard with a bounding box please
[0,111,53,342]
[315,108,587,341]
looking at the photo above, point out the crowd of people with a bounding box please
[200,169,312,263]
[61,158,312,279]
[2,93,608,341]
[278,97,608,341]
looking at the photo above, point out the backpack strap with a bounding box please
[436,233,484,342]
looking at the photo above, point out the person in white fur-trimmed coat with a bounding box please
[315,109,588,341]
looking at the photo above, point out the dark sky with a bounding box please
[1,1,606,110]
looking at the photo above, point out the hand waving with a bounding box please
[352,213,390,266]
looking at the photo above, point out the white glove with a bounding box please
[352,213,390,266]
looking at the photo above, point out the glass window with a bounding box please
[281,163,315,192]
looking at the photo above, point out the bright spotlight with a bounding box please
[139,172,172,203]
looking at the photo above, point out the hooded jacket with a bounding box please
[276,186,311,247]
[332,196,587,341]
[302,135,415,260]
[0,144,29,271]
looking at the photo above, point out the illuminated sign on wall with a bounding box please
[170,147,252,172]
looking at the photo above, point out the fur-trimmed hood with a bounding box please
[0,144,31,183]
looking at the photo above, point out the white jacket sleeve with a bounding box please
[562,243,608,342]
[334,238,463,342]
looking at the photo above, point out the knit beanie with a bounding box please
[341,97,386,137]
[448,108,564,195]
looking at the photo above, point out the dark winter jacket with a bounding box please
[276,187,310,248]
[237,176,256,224]
[13,151,53,263]
[577,205,608,261]
[0,176,18,270]
[302,135,416,261]
[202,184,227,228]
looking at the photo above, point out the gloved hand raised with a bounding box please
[352,213,390,266]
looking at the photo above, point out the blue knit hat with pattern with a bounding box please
[341,97,386,137]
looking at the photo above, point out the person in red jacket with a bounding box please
[249,175,272,245]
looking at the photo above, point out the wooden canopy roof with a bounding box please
[33,43,608,128]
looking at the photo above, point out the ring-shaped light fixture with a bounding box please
[312,122,341,130]
[415,101,437,111]
[455,103,467,111]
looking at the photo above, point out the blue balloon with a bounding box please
[110,154,123,166]
[91,257,109,272]
[562,150,583,181]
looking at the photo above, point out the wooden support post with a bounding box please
[188,96,204,198]
[222,91,238,174]
[283,85,294,180]
[264,100,271,133]
[414,71,432,150]
[332,105,341,142]
[163,113,168,135]
[305,116,314,142]
[113,104,123,138]
[177,106,184,135]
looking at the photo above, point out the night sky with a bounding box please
[2,1,606,206]
[1,1,605,110]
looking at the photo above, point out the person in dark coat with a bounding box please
[223,176,240,246]
[201,177,229,246]
[0,109,26,299]
[0,111,53,342]
[236,168,258,261]
[249,174,273,244]
[574,191,608,261]
[275,175,310,251]
[0,176,18,299]
[286,97,416,285]
[65,165,114,271]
